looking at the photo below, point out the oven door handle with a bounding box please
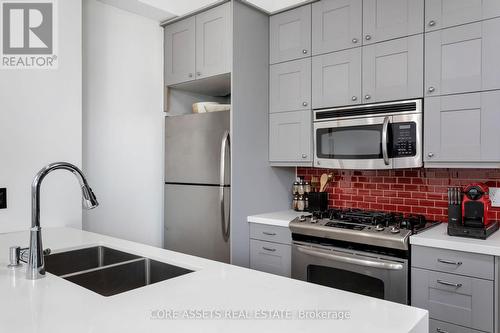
[382,116,390,166]
[296,245,404,271]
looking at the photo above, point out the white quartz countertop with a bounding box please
[0,227,428,333]
[411,223,500,256]
[247,210,305,227]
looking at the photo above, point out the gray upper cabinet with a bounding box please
[425,0,500,32]
[362,35,423,103]
[195,3,231,79]
[362,0,424,45]
[164,17,196,86]
[312,47,361,108]
[312,0,362,55]
[270,5,311,64]
[270,58,311,113]
[425,91,500,164]
[269,110,312,163]
[425,18,500,97]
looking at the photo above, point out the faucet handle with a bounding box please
[7,246,22,268]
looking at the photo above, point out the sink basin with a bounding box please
[44,246,194,296]
[44,246,140,276]
[65,258,193,296]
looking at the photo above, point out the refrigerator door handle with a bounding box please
[220,130,230,242]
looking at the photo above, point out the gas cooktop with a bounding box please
[289,208,439,251]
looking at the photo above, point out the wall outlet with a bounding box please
[0,188,6,209]
[491,187,500,208]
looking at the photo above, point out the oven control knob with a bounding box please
[299,215,306,222]
[375,224,385,232]
[390,226,400,234]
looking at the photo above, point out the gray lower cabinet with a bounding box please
[270,58,311,114]
[362,34,423,103]
[311,0,362,55]
[425,18,500,97]
[425,0,500,32]
[269,110,312,165]
[312,47,362,108]
[249,223,292,277]
[424,91,500,164]
[362,0,424,45]
[270,5,311,64]
[411,245,495,333]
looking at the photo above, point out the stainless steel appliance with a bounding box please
[313,99,422,170]
[164,111,230,263]
[290,209,438,304]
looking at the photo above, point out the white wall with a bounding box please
[83,0,164,246]
[0,0,83,233]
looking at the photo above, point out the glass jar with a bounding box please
[297,195,305,212]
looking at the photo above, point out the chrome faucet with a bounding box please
[27,162,99,280]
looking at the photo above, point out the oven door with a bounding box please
[314,115,393,170]
[292,242,408,304]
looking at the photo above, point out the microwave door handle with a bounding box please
[220,130,230,242]
[382,116,390,165]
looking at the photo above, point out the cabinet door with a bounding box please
[312,48,361,108]
[425,0,500,32]
[312,0,362,55]
[250,239,291,277]
[363,0,424,44]
[195,3,231,79]
[425,19,500,97]
[425,91,500,163]
[164,17,196,86]
[269,110,312,163]
[270,5,311,64]
[270,58,311,113]
[362,35,423,103]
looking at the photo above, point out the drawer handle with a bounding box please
[262,247,276,252]
[437,280,462,288]
[436,329,448,333]
[262,232,276,236]
[437,258,462,266]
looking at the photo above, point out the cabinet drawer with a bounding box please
[250,239,291,277]
[412,245,494,280]
[430,319,484,333]
[250,223,292,245]
[412,268,494,333]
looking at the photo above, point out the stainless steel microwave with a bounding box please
[313,99,422,170]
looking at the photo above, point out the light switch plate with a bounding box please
[491,187,500,207]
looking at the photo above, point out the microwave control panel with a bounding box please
[391,122,416,157]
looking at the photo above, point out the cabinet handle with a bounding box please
[302,101,308,107]
[262,232,276,236]
[436,329,449,333]
[302,154,307,159]
[437,280,462,288]
[437,258,462,266]
[351,96,357,101]
[364,94,371,100]
[196,72,202,77]
[429,20,436,27]
[428,152,435,158]
[188,73,193,78]
[302,49,308,54]
[365,34,372,41]
[428,86,435,93]
[262,247,277,252]
[352,38,358,44]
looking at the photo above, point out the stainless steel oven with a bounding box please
[313,99,422,170]
[292,241,409,304]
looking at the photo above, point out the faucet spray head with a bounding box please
[82,185,99,210]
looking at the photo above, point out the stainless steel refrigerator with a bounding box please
[164,111,230,263]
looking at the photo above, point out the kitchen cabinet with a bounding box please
[312,47,361,108]
[270,5,311,64]
[362,0,424,45]
[362,35,423,103]
[270,58,311,114]
[164,3,231,86]
[164,17,196,86]
[425,18,500,97]
[425,0,500,32]
[250,223,292,277]
[269,110,312,164]
[424,91,500,165]
[311,0,362,55]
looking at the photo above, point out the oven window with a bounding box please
[316,125,383,159]
[307,265,385,299]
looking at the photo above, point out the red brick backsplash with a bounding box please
[297,168,500,222]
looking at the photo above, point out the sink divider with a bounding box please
[59,257,146,279]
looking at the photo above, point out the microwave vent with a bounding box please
[315,102,417,120]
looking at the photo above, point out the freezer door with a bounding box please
[164,184,230,263]
[165,111,230,185]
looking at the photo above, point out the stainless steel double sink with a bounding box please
[44,246,193,296]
